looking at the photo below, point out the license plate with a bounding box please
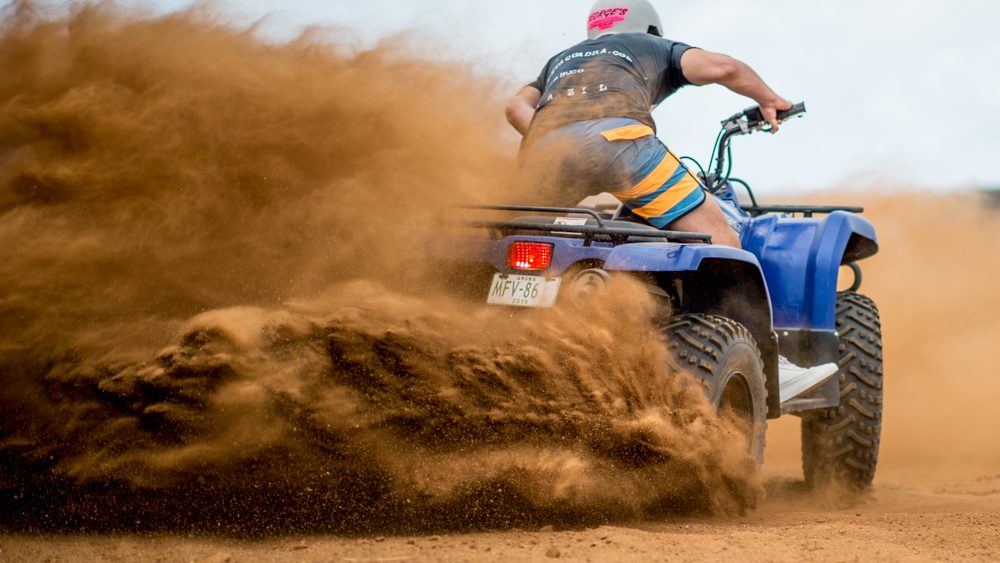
[487,273,561,308]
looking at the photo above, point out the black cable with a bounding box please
[707,127,724,178]
[728,178,758,207]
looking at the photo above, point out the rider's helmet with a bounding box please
[587,0,663,40]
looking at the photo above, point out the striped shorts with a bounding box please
[519,117,705,228]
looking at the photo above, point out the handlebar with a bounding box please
[705,101,807,193]
[722,102,807,133]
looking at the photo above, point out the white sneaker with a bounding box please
[778,355,839,402]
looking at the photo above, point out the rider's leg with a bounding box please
[668,194,742,248]
[604,135,741,246]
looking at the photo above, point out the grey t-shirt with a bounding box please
[525,33,694,142]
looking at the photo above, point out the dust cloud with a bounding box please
[0,2,761,534]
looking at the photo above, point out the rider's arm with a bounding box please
[680,49,791,131]
[505,86,542,136]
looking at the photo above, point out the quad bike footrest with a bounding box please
[778,357,839,406]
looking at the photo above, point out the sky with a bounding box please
[139,1,1000,192]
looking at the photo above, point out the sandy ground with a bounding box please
[3,468,997,562]
[4,415,999,563]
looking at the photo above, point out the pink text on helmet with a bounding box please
[588,7,629,31]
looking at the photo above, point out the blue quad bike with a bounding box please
[446,103,883,489]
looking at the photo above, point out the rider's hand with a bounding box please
[760,96,793,133]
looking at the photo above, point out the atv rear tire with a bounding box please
[663,314,768,463]
[801,292,883,489]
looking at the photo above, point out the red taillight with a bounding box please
[507,242,553,271]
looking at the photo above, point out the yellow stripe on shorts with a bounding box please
[600,124,655,142]
[612,149,684,200]
[629,174,701,220]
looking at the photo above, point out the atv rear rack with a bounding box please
[740,204,864,218]
[461,205,713,246]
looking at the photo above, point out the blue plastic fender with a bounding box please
[805,211,878,329]
[605,242,774,331]
[745,211,878,330]
[603,242,762,273]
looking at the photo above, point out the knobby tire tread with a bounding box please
[662,314,768,462]
[801,292,883,489]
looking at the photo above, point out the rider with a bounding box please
[506,0,791,248]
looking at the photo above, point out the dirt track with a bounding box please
[3,468,998,562]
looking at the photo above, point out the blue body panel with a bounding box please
[603,242,760,273]
[456,235,615,277]
[455,192,878,332]
[740,210,877,330]
[457,235,764,279]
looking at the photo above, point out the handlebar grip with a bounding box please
[742,102,806,125]
[776,102,806,121]
[723,101,807,129]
